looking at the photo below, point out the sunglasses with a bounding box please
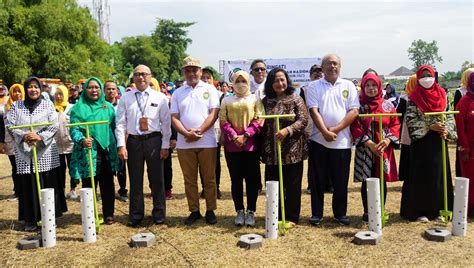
[253,67,266,73]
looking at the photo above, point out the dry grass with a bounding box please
[1,146,473,266]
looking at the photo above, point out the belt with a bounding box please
[128,132,162,141]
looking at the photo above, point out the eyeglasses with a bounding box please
[133,72,151,77]
[253,67,266,73]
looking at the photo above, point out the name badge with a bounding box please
[139,117,149,131]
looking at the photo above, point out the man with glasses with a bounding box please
[250,59,267,100]
[116,65,171,227]
[105,80,128,202]
[171,56,220,225]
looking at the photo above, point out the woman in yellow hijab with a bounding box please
[2,84,25,201]
[149,77,160,92]
[54,85,69,112]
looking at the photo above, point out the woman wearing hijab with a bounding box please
[384,83,400,108]
[351,73,400,221]
[6,76,67,231]
[69,77,119,225]
[454,68,474,177]
[400,65,456,222]
[1,84,25,201]
[219,70,264,226]
[455,72,474,217]
[53,85,75,200]
[261,68,308,224]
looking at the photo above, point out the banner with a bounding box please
[222,57,322,88]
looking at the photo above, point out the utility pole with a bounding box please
[92,0,111,44]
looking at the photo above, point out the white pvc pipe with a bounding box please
[452,177,469,236]
[367,178,382,236]
[41,188,56,248]
[265,181,279,240]
[80,188,97,243]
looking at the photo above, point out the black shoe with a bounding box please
[185,211,202,226]
[127,219,141,227]
[335,216,351,226]
[200,191,205,199]
[154,218,165,225]
[362,213,368,222]
[309,216,322,226]
[24,222,38,232]
[205,210,217,224]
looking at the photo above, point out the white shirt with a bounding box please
[115,87,171,149]
[306,77,359,149]
[170,80,220,149]
[251,77,265,100]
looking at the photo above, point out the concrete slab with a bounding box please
[131,233,156,248]
[17,236,41,250]
[353,231,381,245]
[237,234,263,249]
[424,228,451,242]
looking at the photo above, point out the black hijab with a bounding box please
[23,76,43,113]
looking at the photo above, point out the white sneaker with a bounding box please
[68,190,78,200]
[245,210,255,227]
[235,210,245,226]
[416,216,429,222]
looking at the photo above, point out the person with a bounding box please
[454,68,474,177]
[261,68,308,224]
[400,65,456,222]
[171,56,220,225]
[306,54,359,226]
[300,63,328,194]
[68,86,80,104]
[220,70,264,226]
[6,76,67,231]
[397,74,416,182]
[104,80,128,202]
[220,81,233,97]
[116,65,171,227]
[200,66,222,199]
[251,59,267,100]
[351,73,400,221]
[149,78,177,200]
[69,77,119,225]
[0,84,9,113]
[384,83,400,108]
[455,71,474,217]
[53,85,74,201]
[1,84,24,201]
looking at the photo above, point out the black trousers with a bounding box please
[265,162,303,223]
[127,134,165,221]
[8,155,20,197]
[361,180,387,214]
[309,141,351,218]
[164,148,173,191]
[82,170,115,218]
[225,151,260,212]
[117,159,127,195]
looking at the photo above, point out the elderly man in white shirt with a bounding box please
[116,64,171,227]
[171,56,220,226]
[306,54,359,226]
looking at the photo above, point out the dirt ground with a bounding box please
[0,146,473,266]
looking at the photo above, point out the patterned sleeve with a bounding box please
[286,96,308,136]
[386,107,401,146]
[455,98,469,156]
[406,101,430,142]
[36,102,59,149]
[5,103,27,146]
[68,107,86,145]
[350,115,370,146]
[445,100,457,142]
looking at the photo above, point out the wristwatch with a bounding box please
[243,132,251,138]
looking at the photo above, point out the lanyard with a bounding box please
[135,91,149,117]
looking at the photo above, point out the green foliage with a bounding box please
[407,39,443,70]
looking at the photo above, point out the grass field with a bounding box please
[0,147,473,266]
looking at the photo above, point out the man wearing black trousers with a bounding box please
[116,65,171,227]
[305,54,359,226]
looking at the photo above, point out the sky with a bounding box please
[78,0,474,78]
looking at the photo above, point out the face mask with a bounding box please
[418,77,435,89]
[234,82,249,96]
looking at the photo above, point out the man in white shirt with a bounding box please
[115,65,171,227]
[171,56,220,225]
[306,54,359,226]
[251,59,267,101]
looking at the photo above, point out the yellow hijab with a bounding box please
[461,68,474,89]
[6,84,25,111]
[231,70,251,97]
[405,74,417,94]
[150,78,160,92]
[54,85,69,112]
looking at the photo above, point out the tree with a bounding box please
[0,0,112,85]
[407,39,443,71]
[152,19,195,80]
